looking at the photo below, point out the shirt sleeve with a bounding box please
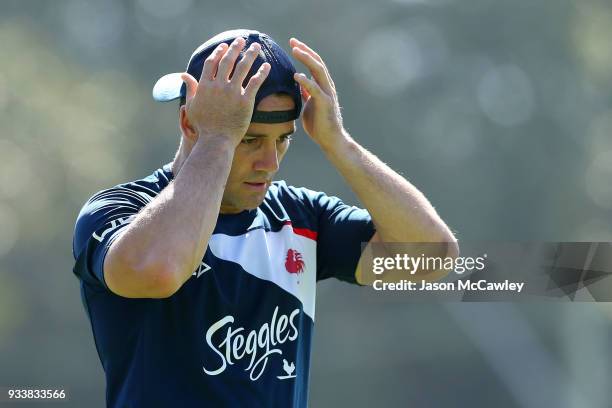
[72,187,151,290]
[314,192,376,284]
[281,184,376,284]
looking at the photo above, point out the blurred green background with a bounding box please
[1,0,612,406]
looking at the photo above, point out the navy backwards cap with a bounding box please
[153,29,302,123]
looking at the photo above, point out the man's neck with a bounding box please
[170,137,193,177]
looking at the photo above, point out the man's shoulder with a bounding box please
[266,181,352,214]
[80,163,173,212]
[262,181,327,221]
[72,163,173,257]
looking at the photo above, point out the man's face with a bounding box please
[220,94,296,214]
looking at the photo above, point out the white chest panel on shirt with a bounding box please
[208,224,317,320]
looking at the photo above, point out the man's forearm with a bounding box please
[320,131,457,247]
[111,138,234,289]
[288,38,457,254]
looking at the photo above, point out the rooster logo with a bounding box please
[285,249,305,274]
[277,359,296,380]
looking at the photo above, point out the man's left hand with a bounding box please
[290,38,346,149]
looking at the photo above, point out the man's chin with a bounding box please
[221,182,272,213]
[221,194,267,214]
[243,194,267,210]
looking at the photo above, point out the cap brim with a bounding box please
[152,73,184,102]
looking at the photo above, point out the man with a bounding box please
[72,29,457,407]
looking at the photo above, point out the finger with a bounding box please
[244,63,271,99]
[293,72,325,100]
[231,42,261,86]
[202,43,229,81]
[290,38,336,91]
[217,37,246,82]
[180,73,198,100]
[291,47,334,94]
[290,38,336,90]
[289,38,324,64]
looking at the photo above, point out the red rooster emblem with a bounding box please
[285,249,305,274]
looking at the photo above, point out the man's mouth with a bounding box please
[243,181,269,191]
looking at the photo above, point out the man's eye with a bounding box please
[278,135,293,143]
[241,138,257,144]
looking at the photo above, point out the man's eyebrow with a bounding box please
[244,131,295,138]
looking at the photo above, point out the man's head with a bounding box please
[152,29,302,213]
[153,29,302,123]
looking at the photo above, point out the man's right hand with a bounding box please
[180,37,270,146]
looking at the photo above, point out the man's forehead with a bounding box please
[256,94,296,112]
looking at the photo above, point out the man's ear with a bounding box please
[179,105,198,143]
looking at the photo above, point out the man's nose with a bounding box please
[253,142,279,173]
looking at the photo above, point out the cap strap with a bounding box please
[251,108,299,123]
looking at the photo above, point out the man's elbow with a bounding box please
[133,256,194,298]
[141,266,185,298]
[430,216,459,259]
[105,254,187,299]
[422,226,459,260]
[445,235,460,260]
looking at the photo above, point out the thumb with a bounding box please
[294,73,323,99]
[180,73,198,100]
[298,81,311,102]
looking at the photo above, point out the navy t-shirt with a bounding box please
[72,163,375,408]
